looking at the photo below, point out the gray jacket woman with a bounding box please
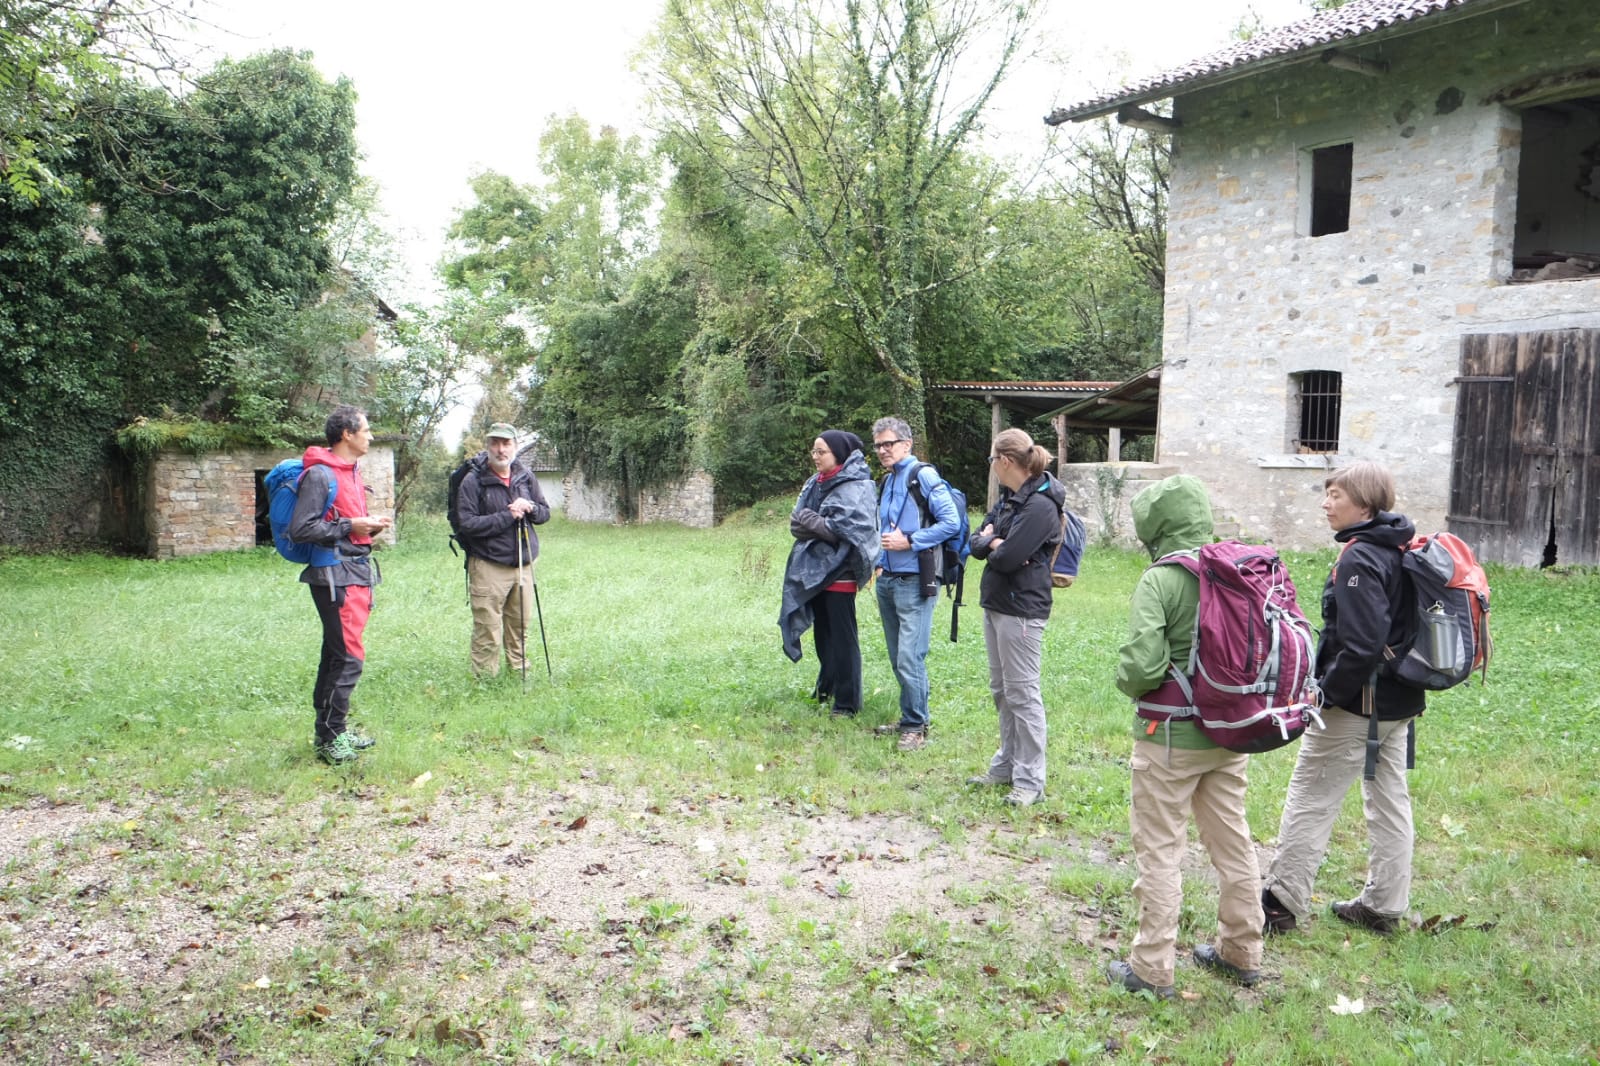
[778,431,880,716]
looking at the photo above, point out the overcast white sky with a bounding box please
[197,0,1313,302]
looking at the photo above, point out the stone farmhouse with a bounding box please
[1047,0,1600,566]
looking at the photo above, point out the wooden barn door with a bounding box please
[1452,329,1600,566]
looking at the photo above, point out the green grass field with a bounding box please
[1,507,1596,1064]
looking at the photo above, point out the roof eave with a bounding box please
[1044,0,1532,127]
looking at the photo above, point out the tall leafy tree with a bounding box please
[1048,118,1169,295]
[0,0,204,201]
[443,116,680,504]
[444,116,655,307]
[374,293,511,514]
[645,0,1041,426]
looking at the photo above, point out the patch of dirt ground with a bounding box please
[1,783,1266,1060]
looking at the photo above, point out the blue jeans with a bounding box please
[875,573,936,731]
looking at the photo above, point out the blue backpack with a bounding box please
[264,459,340,566]
[1051,506,1087,587]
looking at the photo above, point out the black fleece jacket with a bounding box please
[1318,511,1426,719]
[456,457,550,567]
[969,472,1065,621]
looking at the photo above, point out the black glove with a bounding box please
[790,507,838,544]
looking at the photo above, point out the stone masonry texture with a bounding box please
[1157,0,1600,548]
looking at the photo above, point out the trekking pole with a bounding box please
[532,580,551,678]
[518,524,530,693]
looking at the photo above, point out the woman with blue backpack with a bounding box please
[965,428,1065,808]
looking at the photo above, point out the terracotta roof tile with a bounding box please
[1046,0,1518,124]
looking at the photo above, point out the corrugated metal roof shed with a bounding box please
[1047,366,1162,430]
[932,380,1121,419]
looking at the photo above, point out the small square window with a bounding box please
[1306,142,1353,237]
[1291,370,1342,452]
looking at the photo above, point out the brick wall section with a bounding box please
[146,446,397,559]
[561,469,716,528]
[1159,0,1600,549]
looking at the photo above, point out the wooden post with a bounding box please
[987,396,1004,510]
[1108,426,1122,463]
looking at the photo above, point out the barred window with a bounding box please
[1292,371,1342,453]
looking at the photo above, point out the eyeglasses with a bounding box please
[873,439,907,451]
[987,455,1000,464]
[809,448,829,456]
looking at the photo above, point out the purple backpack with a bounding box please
[1137,541,1320,754]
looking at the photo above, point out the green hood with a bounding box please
[1131,474,1214,559]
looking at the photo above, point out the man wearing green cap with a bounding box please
[455,423,551,677]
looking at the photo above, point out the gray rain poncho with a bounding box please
[778,450,881,661]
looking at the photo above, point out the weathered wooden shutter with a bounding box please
[1551,329,1599,566]
[1453,329,1600,566]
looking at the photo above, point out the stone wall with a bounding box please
[145,446,397,559]
[1158,0,1600,549]
[561,469,717,528]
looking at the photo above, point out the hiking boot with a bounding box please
[1106,959,1175,1000]
[896,730,928,752]
[873,723,901,736]
[1262,888,1297,936]
[966,770,1011,787]
[1331,898,1399,935]
[829,708,858,719]
[1002,787,1042,807]
[1193,944,1262,988]
[343,730,376,751]
[315,733,361,766]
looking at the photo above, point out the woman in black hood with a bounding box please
[1261,461,1422,937]
[778,430,880,716]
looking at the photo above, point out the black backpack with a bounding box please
[446,453,488,559]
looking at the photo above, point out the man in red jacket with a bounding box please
[288,405,393,765]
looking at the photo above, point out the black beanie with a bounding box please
[819,429,863,466]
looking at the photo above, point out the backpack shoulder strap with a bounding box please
[905,462,933,517]
[1050,497,1073,569]
[300,462,338,518]
[1151,548,1200,574]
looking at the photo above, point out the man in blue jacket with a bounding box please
[870,417,960,752]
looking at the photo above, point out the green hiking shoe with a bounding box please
[343,730,376,751]
[316,733,361,765]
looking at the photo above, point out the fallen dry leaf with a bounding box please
[410,770,433,789]
[566,814,588,831]
[1329,994,1365,1015]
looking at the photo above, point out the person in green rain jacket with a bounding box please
[1106,475,1264,1000]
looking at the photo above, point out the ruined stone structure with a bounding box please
[561,469,717,528]
[144,445,398,559]
[1050,0,1600,564]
